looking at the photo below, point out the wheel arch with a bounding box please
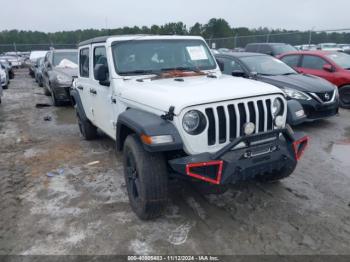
[116,108,183,153]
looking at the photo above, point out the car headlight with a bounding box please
[182,110,207,135]
[57,74,71,83]
[283,88,311,100]
[272,98,284,116]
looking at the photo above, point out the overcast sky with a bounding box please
[1,0,349,32]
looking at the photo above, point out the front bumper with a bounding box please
[169,128,308,185]
[51,83,71,102]
[300,99,339,121]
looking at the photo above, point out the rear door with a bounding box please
[300,55,334,82]
[76,46,95,122]
[91,44,116,138]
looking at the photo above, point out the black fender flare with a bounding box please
[116,108,183,152]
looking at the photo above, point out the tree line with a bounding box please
[1,18,350,52]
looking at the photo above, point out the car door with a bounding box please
[280,54,302,72]
[299,55,334,82]
[42,52,51,88]
[76,47,95,122]
[91,44,116,138]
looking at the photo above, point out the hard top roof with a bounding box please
[78,34,204,47]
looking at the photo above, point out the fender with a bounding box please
[70,88,88,121]
[286,100,307,126]
[117,109,183,152]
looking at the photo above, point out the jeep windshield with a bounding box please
[112,39,216,76]
[241,55,297,76]
[53,51,78,67]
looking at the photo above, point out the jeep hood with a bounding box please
[118,75,283,114]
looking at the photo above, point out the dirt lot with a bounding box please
[0,69,350,255]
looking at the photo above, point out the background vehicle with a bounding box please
[42,49,78,106]
[0,64,9,89]
[216,52,339,123]
[317,43,342,52]
[338,44,350,54]
[0,55,22,68]
[71,35,308,220]
[0,67,6,102]
[0,59,14,79]
[279,51,350,108]
[29,51,48,77]
[34,57,45,87]
[245,43,297,57]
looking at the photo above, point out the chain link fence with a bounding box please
[1,28,350,54]
[206,28,350,49]
[0,43,77,54]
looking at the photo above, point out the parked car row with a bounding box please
[32,49,78,105]
[0,59,13,104]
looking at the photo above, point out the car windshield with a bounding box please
[241,55,297,76]
[53,51,78,66]
[112,39,216,75]
[326,52,350,69]
[273,44,297,55]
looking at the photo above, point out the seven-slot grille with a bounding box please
[205,98,274,146]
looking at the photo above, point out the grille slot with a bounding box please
[205,98,276,146]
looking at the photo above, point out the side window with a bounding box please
[93,46,108,80]
[79,48,90,78]
[218,57,244,74]
[281,55,300,68]
[260,45,272,55]
[302,55,327,70]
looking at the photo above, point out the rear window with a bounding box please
[280,55,300,68]
[79,48,90,78]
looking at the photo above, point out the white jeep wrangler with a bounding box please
[71,35,308,220]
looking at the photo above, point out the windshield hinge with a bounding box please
[161,106,175,121]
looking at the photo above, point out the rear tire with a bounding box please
[339,85,350,109]
[3,85,8,90]
[51,90,61,107]
[44,86,50,96]
[123,134,168,220]
[76,108,97,140]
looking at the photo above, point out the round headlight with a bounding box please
[272,98,283,116]
[182,110,207,135]
[244,122,256,136]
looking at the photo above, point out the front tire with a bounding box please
[339,85,350,109]
[123,135,168,220]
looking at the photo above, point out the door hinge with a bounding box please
[112,121,117,129]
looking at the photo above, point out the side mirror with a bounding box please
[216,59,224,72]
[94,64,110,86]
[323,64,334,72]
[231,70,246,78]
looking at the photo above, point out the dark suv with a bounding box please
[245,43,297,57]
[42,49,78,106]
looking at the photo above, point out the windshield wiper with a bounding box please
[119,70,161,76]
[281,72,297,76]
[160,67,204,73]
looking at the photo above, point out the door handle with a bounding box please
[90,88,97,95]
[77,86,84,90]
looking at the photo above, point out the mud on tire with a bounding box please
[76,108,97,140]
[123,134,168,220]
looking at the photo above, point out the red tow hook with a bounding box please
[292,136,309,161]
[186,160,224,185]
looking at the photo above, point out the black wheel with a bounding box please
[50,90,61,107]
[123,134,168,220]
[76,108,97,140]
[339,85,350,109]
[192,182,229,195]
[256,165,296,183]
[44,86,50,96]
[3,85,8,90]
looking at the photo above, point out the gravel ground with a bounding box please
[0,69,350,255]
